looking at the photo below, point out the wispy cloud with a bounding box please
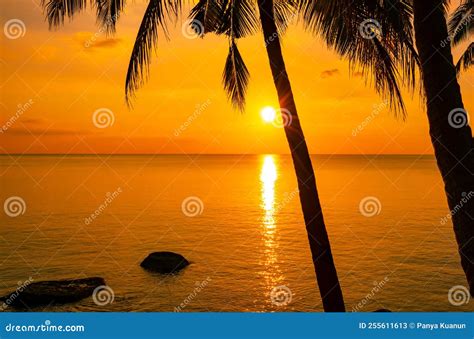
[73,32,122,49]
[89,39,122,49]
[321,68,340,78]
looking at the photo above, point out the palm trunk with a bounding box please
[414,0,474,294]
[257,0,345,311]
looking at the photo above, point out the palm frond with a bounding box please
[456,42,473,74]
[448,0,473,46]
[188,0,225,37]
[297,0,418,115]
[95,0,127,35]
[41,0,88,29]
[273,0,298,35]
[197,0,295,37]
[125,0,182,104]
[380,0,419,89]
[223,39,250,111]
[41,0,127,33]
[217,0,259,38]
[371,37,405,114]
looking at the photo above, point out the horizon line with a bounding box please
[0,153,435,156]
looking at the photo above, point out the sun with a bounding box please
[261,106,276,123]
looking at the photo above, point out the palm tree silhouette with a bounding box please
[448,0,473,74]
[413,0,474,294]
[298,0,473,294]
[257,0,345,312]
[127,0,347,311]
[184,0,346,311]
[41,0,345,311]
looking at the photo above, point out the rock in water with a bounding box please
[0,277,106,309]
[140,252,190,274]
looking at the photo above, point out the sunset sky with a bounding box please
[0,0,472,155]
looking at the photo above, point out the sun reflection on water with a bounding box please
[259,155,284,304]
[260,155,277,224]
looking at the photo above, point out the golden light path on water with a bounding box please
[261,155,277,217]
[259,155,285,303]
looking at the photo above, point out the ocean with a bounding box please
[0,155,471,312]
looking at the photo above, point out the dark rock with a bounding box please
[374,309,392,312]
[0,277,106,309]
[140,252,190,274]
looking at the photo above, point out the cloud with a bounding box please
[73,32,122,49]
[321,68,340,78]
[89,39,122,49]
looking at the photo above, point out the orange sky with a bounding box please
[0,0,472,155]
